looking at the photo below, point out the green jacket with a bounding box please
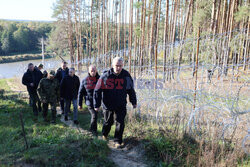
[37,78,60,103]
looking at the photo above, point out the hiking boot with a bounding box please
[91,131,98,137]
[74,120,79,125]
[33,117,38,122]
[51,120,56,124]
[43,118,49,122]
[64,116,68,121]
[102,135,108,141]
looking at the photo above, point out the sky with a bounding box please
[0,0,57,21]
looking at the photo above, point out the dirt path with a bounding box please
[57,109,147,167]
[107,140,147,167]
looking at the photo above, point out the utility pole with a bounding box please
[41,36,45,66]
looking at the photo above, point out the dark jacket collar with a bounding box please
[58,67,69,71]
[26,68,38,73]
[109,68,124,76]
[88,72,100,78]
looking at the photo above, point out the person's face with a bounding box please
[62,63,67,70]
[38,67,43,70]
[48,75,55,80]
[69,69,75,77]
[28,65,34,71]
[89,67,97,77]
[113,60,123,74]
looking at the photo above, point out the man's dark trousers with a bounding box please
[29,91,40,116]
[102,107,127,144]
[88,107,98,132]
[60,99,64,113]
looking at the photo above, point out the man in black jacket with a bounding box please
[56,61,69,114]
[79,65,100,135]
[22,63,43,118]
[60,68,80,124]
[94,57,137,148]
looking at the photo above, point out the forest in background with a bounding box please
[0,20,53,55]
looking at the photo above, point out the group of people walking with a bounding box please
[22,57,137,147]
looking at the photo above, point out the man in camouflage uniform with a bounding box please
[37,70,60,123]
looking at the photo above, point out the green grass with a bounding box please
[0,79,114,167]
[123,113,249,167]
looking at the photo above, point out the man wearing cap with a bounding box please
[22,63,43,118]
[37,70,60,123]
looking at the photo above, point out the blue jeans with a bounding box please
[64,98,78,121]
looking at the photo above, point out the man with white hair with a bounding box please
[94,57,137,148]
[79,65,100,135]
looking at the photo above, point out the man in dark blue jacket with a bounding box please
[56,61,69,114]
[79,65,100,135]
[60,68,80,124]
[94,57,137,148]
[22,63,43,118]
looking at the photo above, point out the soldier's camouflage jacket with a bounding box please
[37,78,60,103]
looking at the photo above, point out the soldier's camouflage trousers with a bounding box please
[42,102,57,122]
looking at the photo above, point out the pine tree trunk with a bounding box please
[89,0,94,58]
[163,0,169,82]
[148,0,159,70]
[128,0,133,73]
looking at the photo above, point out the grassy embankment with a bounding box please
[0,78,114,166]
[0,51,54,64]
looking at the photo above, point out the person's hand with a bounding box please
[41,99,47,103]
[30,83,34,87]
[94,108,99,112]
[133,104,137,109]
[79,106,82,110]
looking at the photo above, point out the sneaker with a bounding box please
[74,120,79,125]
[115,142,124,149]
[102,135,108,141]
[64,116,68,121]
[43,118,49,122]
